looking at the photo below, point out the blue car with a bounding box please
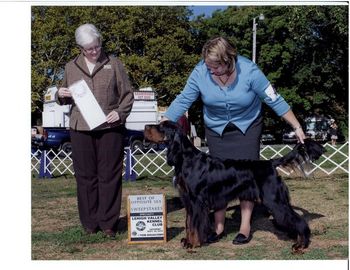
[31,126,162,154]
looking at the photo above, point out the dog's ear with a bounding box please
[303,139,326,161]
[160,121,178,141]
[166,132,182,167]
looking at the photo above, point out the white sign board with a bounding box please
[127,194,167,244]
[133,91,155,100]
[69,79,106,130]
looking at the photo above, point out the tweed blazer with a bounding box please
[57,51,134,131]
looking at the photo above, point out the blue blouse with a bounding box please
[164,55,290,135]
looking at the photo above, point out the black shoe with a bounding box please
[206,231,226,243]
[232,233,252,245]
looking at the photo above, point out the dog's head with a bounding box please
[294,138,326,162]
[144,121,185,166]
[144,121,181,144]
[303,138,326,161]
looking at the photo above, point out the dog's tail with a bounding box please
[271,139,325,174]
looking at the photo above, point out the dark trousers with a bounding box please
[70,127,125,231]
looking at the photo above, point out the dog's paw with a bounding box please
[181,238,194,249]
[181,238,193,249]
[292,243,305,255]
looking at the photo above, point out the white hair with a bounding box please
[75,23,102,47]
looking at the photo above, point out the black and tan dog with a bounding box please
[144,121,325,252]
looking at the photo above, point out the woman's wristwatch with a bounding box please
[293,126,302,131]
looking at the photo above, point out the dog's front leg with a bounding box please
[181,212,191,248]
[181,212,201,249]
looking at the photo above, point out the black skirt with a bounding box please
[205,115,263,161]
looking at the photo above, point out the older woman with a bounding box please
[162,36,305,245]
[57,24,134,237]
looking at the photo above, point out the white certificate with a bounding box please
[69,79,106,130]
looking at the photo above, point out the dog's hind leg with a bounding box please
[264,200,310,252]
[261,177,310,252]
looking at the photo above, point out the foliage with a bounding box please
[192,6,348,135]
[31,6,197,114]
[31,6,348,135]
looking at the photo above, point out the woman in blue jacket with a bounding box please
[163,37,305,245]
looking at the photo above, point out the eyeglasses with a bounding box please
[81,45,101,53]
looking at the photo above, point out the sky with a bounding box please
[190,5,228,18]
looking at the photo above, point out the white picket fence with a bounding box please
[31,142,349,179]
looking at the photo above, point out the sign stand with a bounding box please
[124,149,137,181]
[127,194,167,244]
[39,150,52,179]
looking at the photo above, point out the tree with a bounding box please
[193,5,348,135]
[31,6,96,117]
[286,6,348,127]
[31,6,198,120]
[31,5,348,137]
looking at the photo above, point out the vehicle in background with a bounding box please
[304,116,329,142]
[282,128,298,144]
[31,126,71,153]
[32,86,162,153]
[282,115,345,144]
[31,126,159,154]
[124,129,163,152]
[261,133,276,144]
[260,127,279,145]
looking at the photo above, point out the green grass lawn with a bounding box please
[32,173,348,260]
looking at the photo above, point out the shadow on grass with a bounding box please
[117,201,325,245]
[167,197,183,213]
[33,173,72,180]
[167,226,185,241]
[225,204,325,244]
[166,197,186,241]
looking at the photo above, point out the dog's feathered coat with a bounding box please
[144,121,325,252]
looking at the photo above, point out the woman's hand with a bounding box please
[160,116,170,123]
[58,87,72,98]
[294,127,306,144]
[106,110,120,123]
[281,110,306,144]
